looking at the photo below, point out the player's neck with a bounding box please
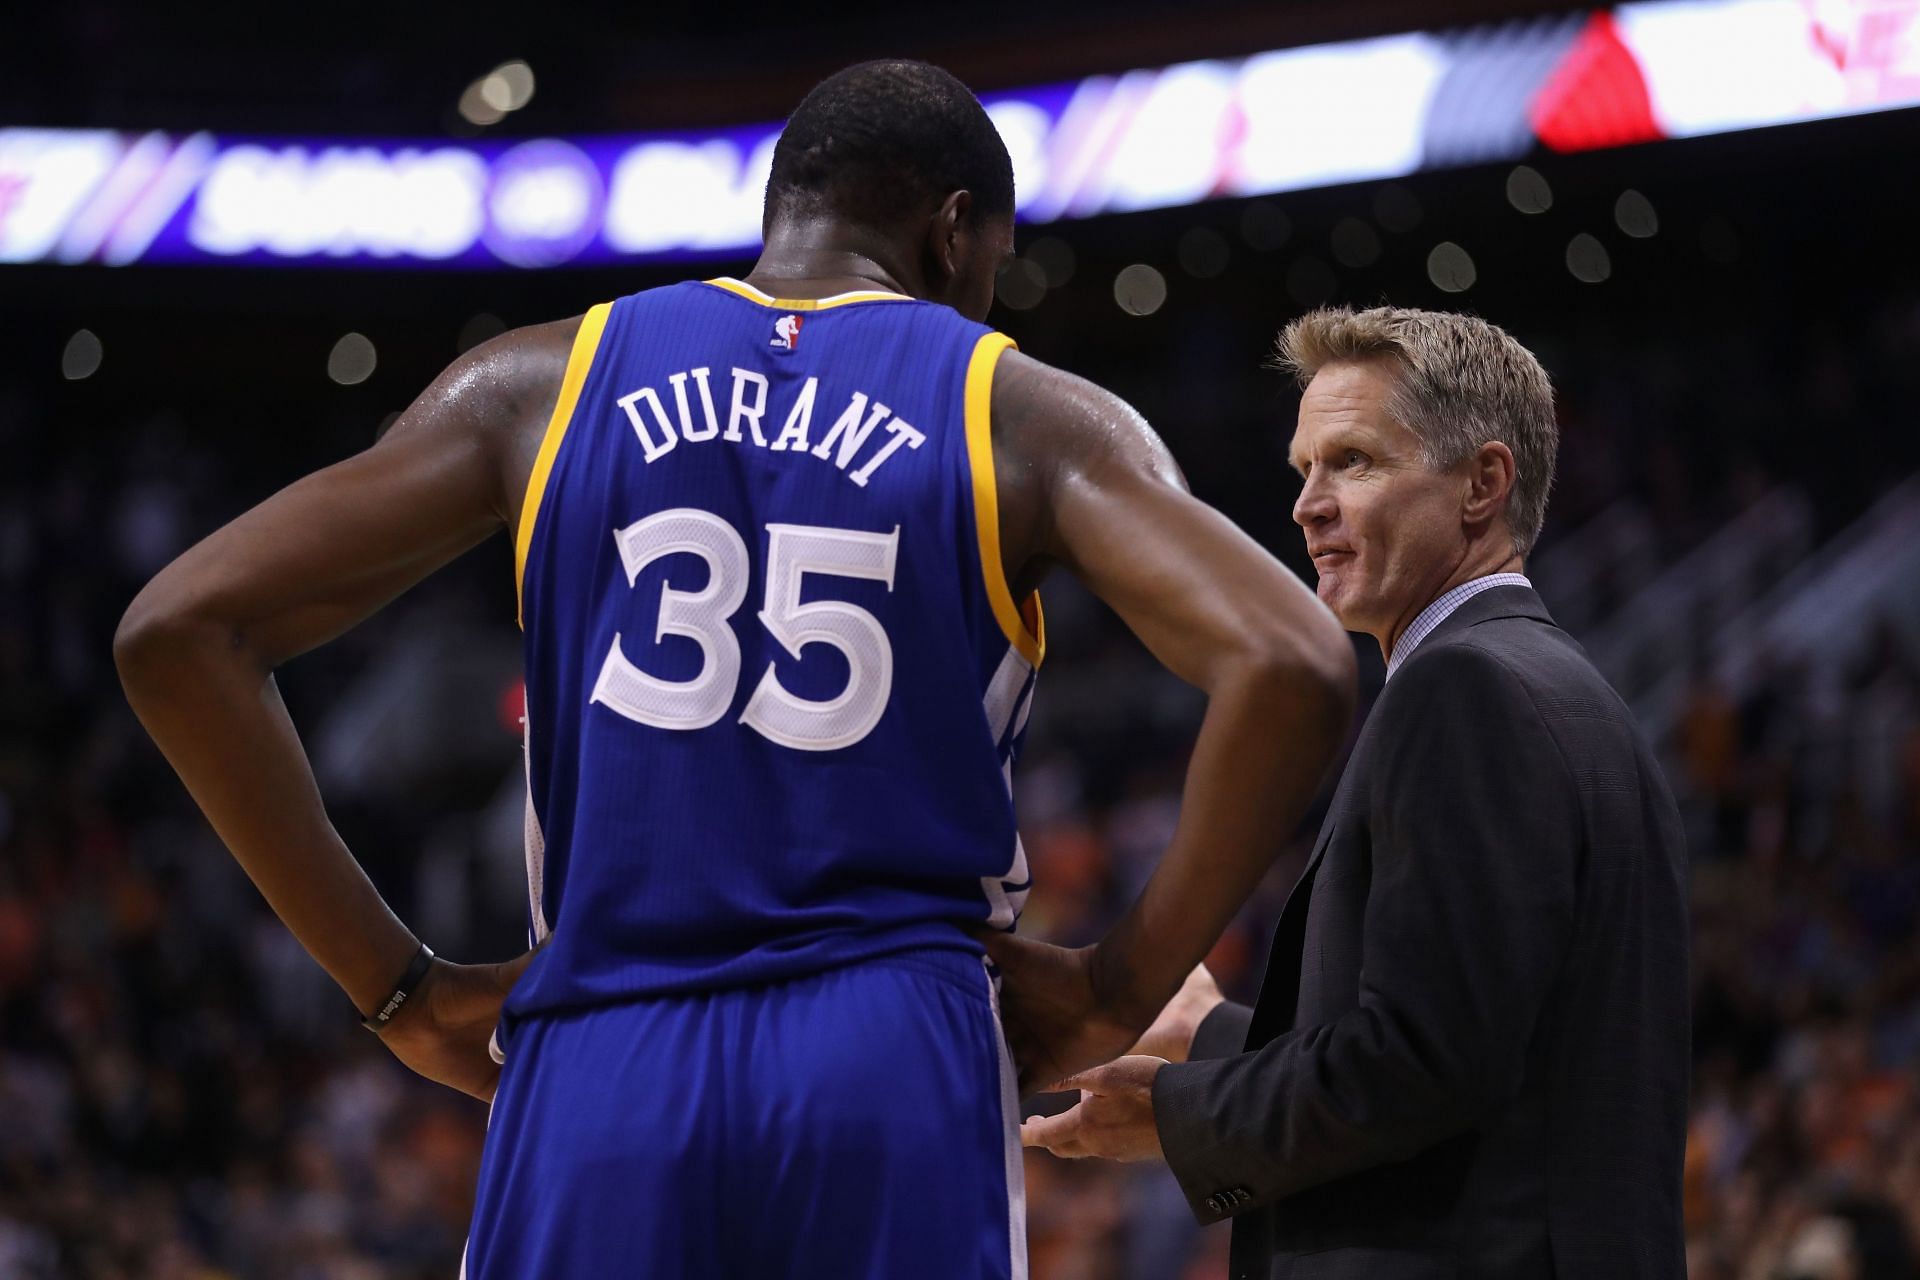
[748,221,917,301]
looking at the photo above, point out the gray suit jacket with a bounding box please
[1153,586,1689,1280]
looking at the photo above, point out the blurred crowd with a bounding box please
[4,276,1920,1280]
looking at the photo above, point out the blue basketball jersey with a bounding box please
[505,277,1043,1017]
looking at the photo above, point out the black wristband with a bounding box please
[361,943,436,1033]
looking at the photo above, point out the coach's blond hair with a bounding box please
[1275,306,1559,557]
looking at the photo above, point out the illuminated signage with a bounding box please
[1,0,1915,268]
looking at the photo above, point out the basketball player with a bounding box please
[114,61,1353,1277]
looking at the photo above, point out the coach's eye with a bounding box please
[1344,450,1367,469]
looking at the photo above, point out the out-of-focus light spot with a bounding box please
[996,258,1047,311]
[1426,241,1476,293]
[498,677,527,733]
[1176,226,1230,279]
[1372,183,1423,233]
[1113,263,1167,316]
[1331,216,1382,268]
[1239,201,1291,252]
[481,61,536,113]
[1614,189,1658,238]
[458,312,507,353]
[1700,214,1740,264]
[61,329,102,380]
[458,83,507,127]
[1506,165,1552,215]
[1025,236,1075,288]
[328,332,377,385]
[1566,233,1612,283]
[1285,255,1335,307]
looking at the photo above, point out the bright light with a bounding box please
[462,60,536,126]
[1566,233,1612,282]
[481,61,536,113]
[1231,36,1448,196]
[13,0,1916,271]
[0,130,122,262]
[188,144,487,259]
[328,333,377,385]
[1113,263,1167,315]
[1101,62,1239,213]
[604,138,764,254]
[458,84,506,127]
[61,329,102,380]
[1427,241,1476,292]
[1615,189,1659,237]
[1506,165,1553,214]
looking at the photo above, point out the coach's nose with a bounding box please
[1293,469,1337,531]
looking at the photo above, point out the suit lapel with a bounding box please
[1246,788,1349,1047]
[1239,587,1557,1051]
[1414,583,1554,647]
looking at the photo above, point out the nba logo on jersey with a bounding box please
[771,314,803,350]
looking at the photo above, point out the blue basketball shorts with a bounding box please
[462,951,1026,1278]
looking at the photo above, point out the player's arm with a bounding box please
[984,351,1355,1092]
[112,318,579,1100]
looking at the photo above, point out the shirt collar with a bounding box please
[1385,573,1533,680]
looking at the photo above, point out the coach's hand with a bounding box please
[981,932,1147,1093]
[1021,1056,1167,1162]
[1128,962,1225,1063]
[379,949,539,1104]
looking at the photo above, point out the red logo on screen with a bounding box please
[771,314,803,350]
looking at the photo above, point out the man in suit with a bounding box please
[1003,306,1690,1279]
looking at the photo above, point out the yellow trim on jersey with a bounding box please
[703,276,915,311]
[515,302,612,628]
[964,332,1046,668]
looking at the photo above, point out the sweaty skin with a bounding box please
[115,194,1354,1103]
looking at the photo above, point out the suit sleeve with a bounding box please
[1189,1000,1255,1061]
[1151,642,1580,1222]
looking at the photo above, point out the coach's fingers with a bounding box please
[1052,1064,1117,1095]
[1021,1105,1087,1156]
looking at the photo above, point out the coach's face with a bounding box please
[1289,359,1474,649]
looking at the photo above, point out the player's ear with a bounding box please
[927,190,970,287]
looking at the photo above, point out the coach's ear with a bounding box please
[1461,439,1516,535]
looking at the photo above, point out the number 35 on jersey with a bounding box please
[589,507,900,752]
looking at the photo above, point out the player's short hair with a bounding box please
[765,60,1015,232]
[1275,306,1560,557]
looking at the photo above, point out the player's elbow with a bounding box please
[113,583,221,695]
[1232,604,1356,736]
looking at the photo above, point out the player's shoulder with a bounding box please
[987,347,1177,483]
[465,314,587,410]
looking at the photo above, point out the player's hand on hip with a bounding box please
[1127,962,1225,1062]
[1020,1056,1167,1163]
[378,948,540,1104]
[979,931,1148,1093]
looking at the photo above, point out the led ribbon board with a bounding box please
[2,0,1915,268]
